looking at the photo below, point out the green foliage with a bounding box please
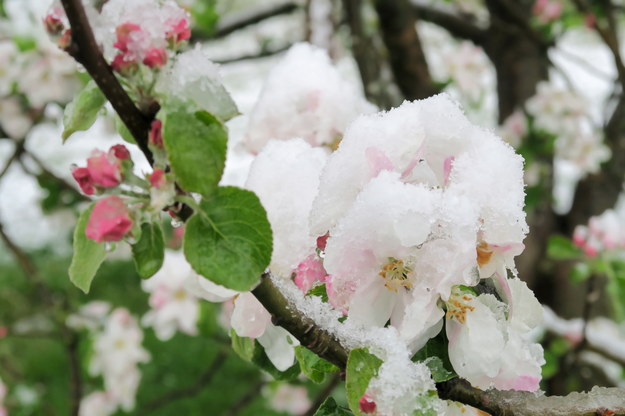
[570,262,592,283]
[69,204,107,293]
[183,186,272,292]
[115,114,137,144]
[295,346,338,383]
[161,104,227,196]
[346,348,383,415]
[412,329,456,382]
[62,80,107,142]
[131,222,165,279]
[547,235,581,260]
[307,283,329,302]
[36,172,84,213]
[231,329,256,361]
[190,0,220,34]
[314,397,354,416]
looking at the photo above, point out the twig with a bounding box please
[492,0,553,49]
[144,349,229,410]
[410,1,486,44]
[0,141,24,179]
[64,329,82,416]
[211,1,300,39]
[213,44,292,65]
[304,373,342,416]
[59,0,154,163]
[221,380,265,416]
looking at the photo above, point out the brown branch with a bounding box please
[491,0,553,49]
[0,140,24,179]
[374,0,438,101]
[304,373,342,416]
[211,1,300,39]
[410,2,486,44]
[59,0,154,164]
[213,43,293,65]
[221,380,265,416]
[144,349,229,410]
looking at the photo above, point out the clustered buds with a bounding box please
[573,210,625,257]
[86,195,133,242]
[71,145,130,195]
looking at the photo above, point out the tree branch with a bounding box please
[59,0,154,164]
[144,349,229,410]
[410,1,486,44]
[374,0,438,101]
[210,1,300,39]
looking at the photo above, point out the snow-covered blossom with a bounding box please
[0,40,20,96]
[89,308,150,411]
[85,196,133,242]
[526,81,610,175]
[95,0,190,65]
[573,209,625,256]
[245,43,376,153]
[245,139,328,278]
[446,283,544,391]
[141,250,201,340]
[267,384,311,415]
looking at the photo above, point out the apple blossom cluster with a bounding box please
[526,81,610,175]
[244,43,376,153]
[68,303,150,416]
[140,250,202,340]
[0,37,78,139]
[241,93,544,413]
[70,143,175,243]
[573,209,625,257]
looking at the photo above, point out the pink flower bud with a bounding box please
[72,167,95,195]
[142,48,168,68]
[110,144,130,160]
[111,53,137,74]
[87,150,122,188]
[86,196,133,242]
[149,120,163,148]
[114,22,141,52]
[149,169,167,188]
[58,29,72,49]
[44,8,65,35]
[585,13,597,29]
[294,254,327,293]
[316,233,329,251]
[358,394,377,414]
[166,18,191,44]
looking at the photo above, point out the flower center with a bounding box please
[476,241,494,267]
[446,293,475,324]
[379,257,413,292]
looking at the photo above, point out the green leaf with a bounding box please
[131,222,165,279]
[547,235,581,260]
[183,186,272,291]
[307,283,329,302]
[231,330,255,361]
[411,329,455,381]
[161,104,227,196]
[314,397,354,416]
[346,348,383,415]
[570,262,592,284]
[62,80,106,142]
[422,357,455,383]
[69,204,107,293]
[295,346,338,383]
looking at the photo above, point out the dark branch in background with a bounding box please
[221,380,265,416]
[374,0,438,101]
[304,373,341,416]
[60,0,154,164]
[64,329,83,416]
[0,140,24,179]
[211,1,300,38]
[492,0,553,49]
[341,0,397,109]
[410,2,486,44]
[145,349,229,410]
[213,43,292,65]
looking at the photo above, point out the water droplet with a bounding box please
[104,242,116,252]
[171,218,183,228]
